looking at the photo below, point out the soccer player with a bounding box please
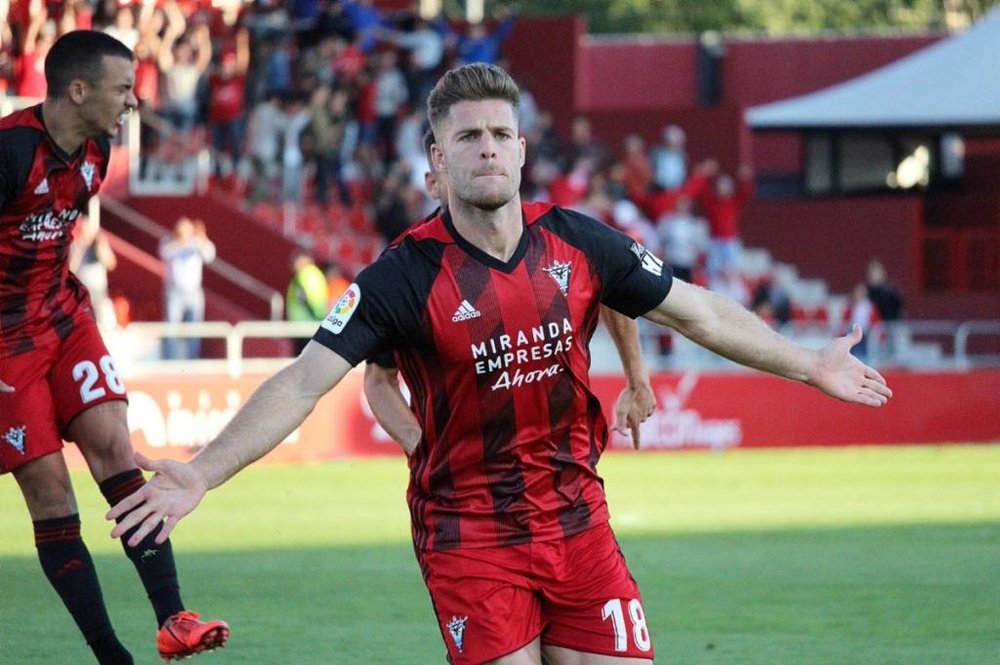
[109,63,892,665]
[0,30,228,664]
[364,129,655,454]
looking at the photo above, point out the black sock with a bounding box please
[34,515,134,665]
[99,469,183,627]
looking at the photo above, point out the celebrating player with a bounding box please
[364,129,656,455]
[0,30,228,664]
[109,63,891,665]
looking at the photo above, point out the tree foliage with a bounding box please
[486,0,1000,35]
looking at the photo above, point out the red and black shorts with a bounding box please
[417,522,654,665]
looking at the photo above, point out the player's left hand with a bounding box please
[107,452,208,547]
[612,380,656,449]
[809,324,892,407]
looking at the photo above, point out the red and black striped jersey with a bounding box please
[315,202,673,551]
[0,105,110,357]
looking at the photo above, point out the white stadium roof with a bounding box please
[746,7,1000,133]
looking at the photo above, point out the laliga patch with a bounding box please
[321,283,361,335]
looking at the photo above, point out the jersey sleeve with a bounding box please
[549,207,673,318]
[367,350,397,368]
[312,250,421,366]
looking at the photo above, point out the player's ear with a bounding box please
[519,136,526,168]
[431,142,446,173]
[67,79,88,105]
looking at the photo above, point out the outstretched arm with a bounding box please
[600,306,655,448]
[646,279,891,406]
[107,341,353,545]
[363,362,421,456]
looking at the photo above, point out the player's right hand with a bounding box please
[107,452,208,547]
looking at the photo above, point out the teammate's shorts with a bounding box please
[418,522,654,665]
[0,321,127,474]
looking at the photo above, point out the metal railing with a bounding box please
[110,318,1000,378]
[955,320,1000,368]
[106,320,319,379]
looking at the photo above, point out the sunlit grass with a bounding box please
[1,445,997,664]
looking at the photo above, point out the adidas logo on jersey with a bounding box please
[33,179,50,195]
[452,299,482,322]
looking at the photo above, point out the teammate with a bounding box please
[0,30,228,663]
[108,64,891,665]
[364,129,655,454]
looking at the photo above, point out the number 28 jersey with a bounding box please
[314,202,672,552]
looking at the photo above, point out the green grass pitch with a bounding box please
[1,445,998,664]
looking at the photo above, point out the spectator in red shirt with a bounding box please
[207,30,249,178]
[332,34,366,83]
[621,133,653,197]
[547,156,594,208]
[686,159,755,290]
[0,1,13,94]
[15,7,56,98]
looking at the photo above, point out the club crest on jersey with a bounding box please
[81,161,96,191]
[3,426,27,456]
[543,260,572,295]
[630,241,664,277]
[321,283,361,335]
[447,615,468,653]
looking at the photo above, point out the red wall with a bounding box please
[724,34,941,107]
[606,369,1000,450]
[505,16,585,132]
[63,368,1000,471]
[742,195,923,296]
[567,31,940,112]
[576,38,697,111]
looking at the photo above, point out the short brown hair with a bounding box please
[426,63,520,133]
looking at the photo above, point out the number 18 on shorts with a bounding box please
[419,523,654,664]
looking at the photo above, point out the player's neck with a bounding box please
[450,196,523,262]
[41,100,87,155]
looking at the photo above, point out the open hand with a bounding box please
[107,452,208,547]
[810,324,892,407]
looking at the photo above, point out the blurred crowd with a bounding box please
[1,0,904,357]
